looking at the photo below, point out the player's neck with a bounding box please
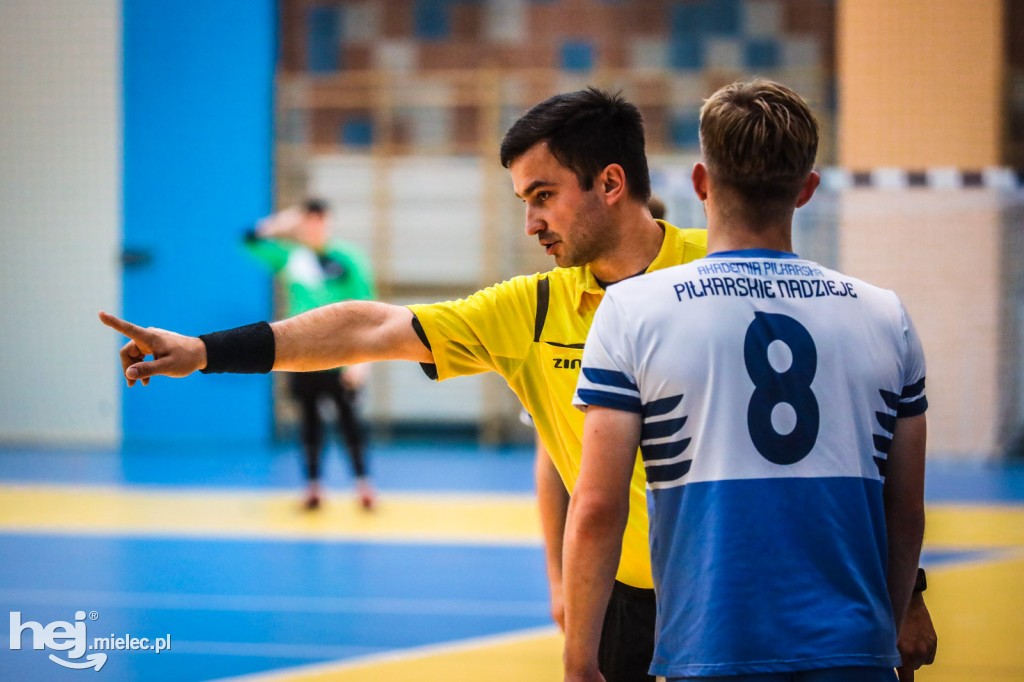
[706,209,794,255]
[707,223,793,254]
[588,212,665,283]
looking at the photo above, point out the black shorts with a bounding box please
[598,580,657,682]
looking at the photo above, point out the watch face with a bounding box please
[914,568,927,592]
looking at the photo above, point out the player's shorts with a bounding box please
[599,580,657,682]
[658,667,898,682]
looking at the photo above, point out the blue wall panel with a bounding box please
[745,39,781,69]
[308,6,342,72]
[415,0,452,41]
[560,41,595,71]
[122,0,276,445]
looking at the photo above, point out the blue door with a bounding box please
[122,0,276,446]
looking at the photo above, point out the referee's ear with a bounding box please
[598,163,627,206]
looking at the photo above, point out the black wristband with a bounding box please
[913,567,927,593]
[199,321,276,374]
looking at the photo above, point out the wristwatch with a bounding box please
[913,567,927,593]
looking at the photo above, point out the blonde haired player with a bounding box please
[566,80,928,682]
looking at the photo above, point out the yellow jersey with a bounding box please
[408,223,708,588]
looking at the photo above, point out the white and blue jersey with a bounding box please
[573,250,927,678]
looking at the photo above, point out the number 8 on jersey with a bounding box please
[743,312,819,465]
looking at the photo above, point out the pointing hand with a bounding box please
[98,311,207,386]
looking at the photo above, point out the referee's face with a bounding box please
[510,142,612,268]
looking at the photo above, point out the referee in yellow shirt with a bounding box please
[101,89,935,682]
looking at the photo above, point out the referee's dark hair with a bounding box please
[500,88,652,202]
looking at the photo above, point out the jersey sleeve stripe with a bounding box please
[643,394,684,418]
[875,411,896,434]
[575,388,643,413]
[878,389,900,410]
[642,440,692,467]
[873,434,893,455]
[642,416,689,441]
[581,367,639,391]
[640,438,692,463]
[896,396,928,418]
[645,458,693,486]
[900,377,926,399]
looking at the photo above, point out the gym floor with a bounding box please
[1,442,1022,681]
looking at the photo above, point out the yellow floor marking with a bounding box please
[908,556,1024,681]
[924,504,1024,548]
[215,554,1024,682]
[5,486,1023,549]
[214,627,563,682]
[0,484,541,544]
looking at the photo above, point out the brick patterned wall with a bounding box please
[280,0,836,155]
[838,0,1003,168]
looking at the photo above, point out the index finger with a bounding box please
[98,310,152,343]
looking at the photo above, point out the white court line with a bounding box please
[0,526,543,547]
[168,640,381,660]
[209,625,561,681]
[0,481,537,504]
[0,588,547,617]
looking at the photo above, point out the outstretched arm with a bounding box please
[99,301,432,386]
[273,301,430,370]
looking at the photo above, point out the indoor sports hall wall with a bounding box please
[1,0,1021,458]
[838,0,1003,168]
[0,0,121,445]
[837,184,1022,458]
[0,0,276,447]
[836,0,1021,457]
[277,0,1023,457]
[308,152,1024,458]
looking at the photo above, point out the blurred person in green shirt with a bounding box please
[246,198,377,510]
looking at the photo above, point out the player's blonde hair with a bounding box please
[699,80,818,214]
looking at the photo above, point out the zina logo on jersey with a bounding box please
[553,358,581,370]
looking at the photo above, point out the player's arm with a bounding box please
[99,301,432,386]
[883,413,927,631]
[535,439,570,631]
[273,301,430,369]
[254,205,305,240]
[563,405,641,682]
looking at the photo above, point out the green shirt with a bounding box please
[245,236,376,317]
